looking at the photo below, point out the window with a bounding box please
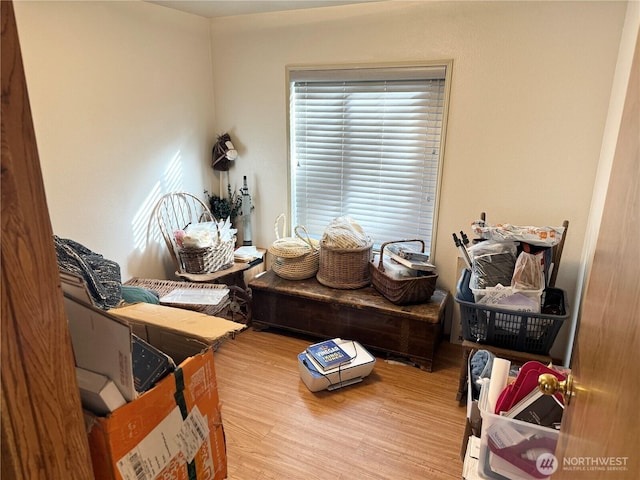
[288,63,451,257]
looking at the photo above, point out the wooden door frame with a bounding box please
[1,1,93,478]
[553,26,639,480]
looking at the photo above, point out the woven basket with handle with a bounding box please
[178,222,235,274]
[370,239,437,304]
[269,214,319,280]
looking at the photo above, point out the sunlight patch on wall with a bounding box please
[132,151,185,252]
[163,150,184,194]
[133,182,163,251]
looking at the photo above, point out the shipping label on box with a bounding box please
[87,349,227,480]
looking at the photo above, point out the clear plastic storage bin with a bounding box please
[477,379,560,480]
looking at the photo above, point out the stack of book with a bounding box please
[385,243,436,275]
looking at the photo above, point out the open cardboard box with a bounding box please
[60,272,231,479]
[111,302,244,365]
[61,271,245,365]
[85,348,227,480]
[63,292,138,402]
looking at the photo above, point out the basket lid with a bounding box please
[269,237,312,258]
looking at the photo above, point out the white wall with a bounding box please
[14,0,216,281]
[566,1,639,364]
[14,0,629,360]
[209,0,627,358]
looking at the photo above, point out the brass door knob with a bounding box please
[538,372,574,405]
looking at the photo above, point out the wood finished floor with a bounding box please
[213,328,467,480]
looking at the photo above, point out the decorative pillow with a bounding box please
[121,286,160,305]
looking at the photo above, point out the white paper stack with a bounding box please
[159,288,229,306]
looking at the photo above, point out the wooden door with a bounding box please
[1,1,93,478]
[552,31,640,479]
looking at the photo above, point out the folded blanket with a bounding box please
[54,235,122,310]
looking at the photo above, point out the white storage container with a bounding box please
[471,273,545,314]
[477,380,560,480]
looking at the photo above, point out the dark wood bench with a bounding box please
[249,269,450,371]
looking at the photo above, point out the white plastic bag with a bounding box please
[321,216,370,249]
[511,251,544,291]
[182,220,237,248]
[471,222,565,247]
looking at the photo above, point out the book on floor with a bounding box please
[306,339,353,371]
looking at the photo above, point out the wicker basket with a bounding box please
[179,237,235,274]
[273,253,319,280]
[269,215,319,280]
[124,277,230,317]
[316,240,373,289]
[370,240,437,304]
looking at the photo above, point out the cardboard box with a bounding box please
[59,273,228,479]
[86,348,227,480]
[64,295,137,402]
[111,302,245,365]
[61,271,245,366]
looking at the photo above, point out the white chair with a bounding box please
[155,192,214,281]
[154,192,251,323]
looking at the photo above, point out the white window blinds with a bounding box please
[289,64,449,255]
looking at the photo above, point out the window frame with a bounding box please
[285,60,453,261]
